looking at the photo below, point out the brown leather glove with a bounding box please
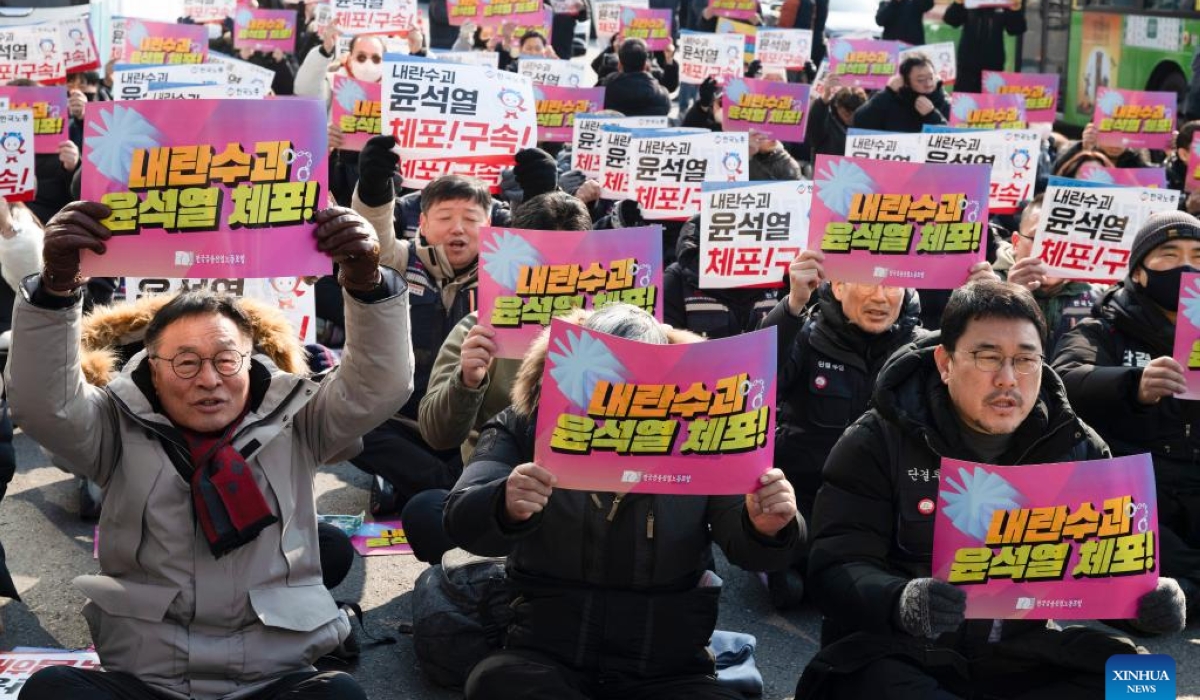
[41,201,113,293]
[313,207,381,293]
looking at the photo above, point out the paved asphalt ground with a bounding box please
[0,431,1196,699]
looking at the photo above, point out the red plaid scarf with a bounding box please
[183,417,278,558]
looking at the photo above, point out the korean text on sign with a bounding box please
[333,0,419,35]
[535,319,778,495]
[534,85,604,143]
[80,98,330,278]
[1093,88,1175,151]
[1031,178,1180,284]
[933,454,1158,620]
[700,180,812,289]
[626,130,749,220]
[0,110,36,202]
[479,225,664,358]
[119,20,208,66]
[810,155,991,288]
[572,114,668,181]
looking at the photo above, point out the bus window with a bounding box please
[1146,0,1189,9]
[1083,0,1141,7]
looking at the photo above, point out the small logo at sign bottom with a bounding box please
[175,251,194,266]
[621,470,642,484]
[1105,654,1175,698]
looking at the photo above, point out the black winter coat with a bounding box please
[810,338,1109,645]
[601,68,679,117]
[852,85,950,134]
[943,3,1026,94]
[876,0,934,46]
[766,285,924,524]
[1052,280,1200,580]
[805,98,850,158]
[444,406,801,677]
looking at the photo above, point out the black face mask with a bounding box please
[1137,265,1200,312]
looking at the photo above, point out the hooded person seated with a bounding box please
[444,304,804,700]
[852,54,950,134]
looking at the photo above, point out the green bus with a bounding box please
[918,0,1196,128]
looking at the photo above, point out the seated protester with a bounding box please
[241,46,299,96]
[66,70,106,150]
[601,38,680,117]
[444,304,804,700]
[593,32,679,86]
[12,202,413,700]
[665,216,781,340]
[759,250,938,608]
[1053,121,1152,172]
[1166,120,1199,192]
[351,143,491,515]
[805,77,867,158]
[798,281,1186,700]
[407,192,593,563]
[993,194,1103,353]
[852,53,949,133]
[682,76,721,131]
[1053,211,1200,614]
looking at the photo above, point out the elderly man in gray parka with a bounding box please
[7,201,414,700]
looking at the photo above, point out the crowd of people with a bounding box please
[0,0,1195,698]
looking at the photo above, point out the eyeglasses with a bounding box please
[353,53,382,64]
[150,350,251,379]
[958,350,1043,375]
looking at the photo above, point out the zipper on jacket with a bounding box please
[646,509,655,539]
[606,494,624,522]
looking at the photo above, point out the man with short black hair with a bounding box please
[601,38,679,117]
[798,280,1185,699]
[1054,210,1200,614]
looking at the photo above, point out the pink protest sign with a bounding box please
[350,519,413,556]
[1094,88,1175,150]
[1173,272,1200,400]
[826,38,901,90]
[534,85,605,143]
[233,8,298,54]
[810,155,990,289]
[1075,163,1166,188]
[707,0,760,22]
[932,454,1158,620]
[621,7,673,51]
[722,78,808,142]
[331,74,381,151]
[1188,140,1200,193]
[478,0,547,28]
[120,19,208,65]
[535,319,777,495]
[982,71,1059,124]
[0,110,35,202]
[949,92,1027,130]
[479,226,663,359]
[0,86,67,154]
[80,99,330,278]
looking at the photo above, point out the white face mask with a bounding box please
[351,59,383,83]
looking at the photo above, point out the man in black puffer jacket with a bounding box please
[445,305,803,700]
[1053,210,1200,614]
[852,54,950,134]
[797,281,1186,700]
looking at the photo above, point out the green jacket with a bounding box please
[418,312,521,463]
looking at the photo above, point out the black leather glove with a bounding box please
[41,201,113,293]
[313,207,381,292]
[356,134,400,207]
[746,59,763,79]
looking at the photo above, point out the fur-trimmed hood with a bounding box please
[80,294,308,387]
[510,309,705,417]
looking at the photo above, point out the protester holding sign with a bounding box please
[601,38,679,117]
[9,200,413,700]
[798,280,1185,698]
[1054,211,1200,614]
[851,54,949,133]
[407,193,593,563]
[351,157,492,516]
[804,76,865,158]
[1167,120,1199,193]
[1055,121,1152,174]
[993,195,1103,353]
[942,0,1026,94]
[444,304,802,700]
